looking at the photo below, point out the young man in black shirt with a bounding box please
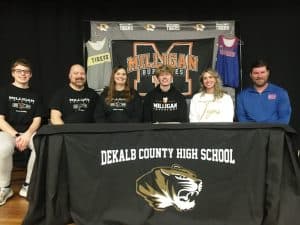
[143,65,188,123]
[0,58,43,205]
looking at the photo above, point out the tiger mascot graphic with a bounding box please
[136,164,202,211]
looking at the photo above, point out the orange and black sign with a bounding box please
[112,39,214,97]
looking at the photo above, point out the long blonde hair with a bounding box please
[199,68,224,99]
[105,66,133,104]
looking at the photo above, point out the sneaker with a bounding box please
[0,187,14,206]
[19,184,29,198]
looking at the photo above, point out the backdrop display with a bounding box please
[23,123,300,225]
[112,39,214,95]
[87,21,236,96]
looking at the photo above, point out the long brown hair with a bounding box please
[105,65,133,104]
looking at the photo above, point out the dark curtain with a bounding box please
[0,3,299,146]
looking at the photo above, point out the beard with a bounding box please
[253,79,267,87]
[70,79,85,89]
[75,78,85,84]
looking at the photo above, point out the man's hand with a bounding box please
[15,132,31,151]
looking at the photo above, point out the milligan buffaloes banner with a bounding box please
[23,123,300,225]
[112,39,214,96]
[86,21,235,96]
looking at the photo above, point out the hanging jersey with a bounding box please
[215,35,239,88]
[86,38,112,92]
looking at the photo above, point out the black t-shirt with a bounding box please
[143,85,188,123]
[0,84,43,132]
[49,85,98,123]
[94,88,142,123]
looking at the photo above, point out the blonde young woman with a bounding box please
[189,68,234,122]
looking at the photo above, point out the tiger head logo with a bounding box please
[194,23,206,31]
[144,24,156,31]
[96,23,109,31]
[136,164,202,211]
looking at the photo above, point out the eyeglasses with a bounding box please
[13,69,31,75]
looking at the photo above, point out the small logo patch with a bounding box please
[268,93,277,100]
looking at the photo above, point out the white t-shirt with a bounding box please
[189,92,234,122]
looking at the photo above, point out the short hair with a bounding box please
[11,58,32,72]
[250,59,270,72]
[155,65,174,77]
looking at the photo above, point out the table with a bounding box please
[22,123,300,225]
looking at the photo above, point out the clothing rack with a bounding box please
[238,35,244,92]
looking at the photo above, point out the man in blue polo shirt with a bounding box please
[236,59,291,124]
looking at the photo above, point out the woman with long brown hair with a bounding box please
[94,66,142,122]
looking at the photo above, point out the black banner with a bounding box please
[112,39,214,96]
[23,123,300,225]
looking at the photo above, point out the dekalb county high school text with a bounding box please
[99,147,236,165]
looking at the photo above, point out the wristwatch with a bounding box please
[15,133,21,137]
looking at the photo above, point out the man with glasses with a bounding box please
[0,58,43,206]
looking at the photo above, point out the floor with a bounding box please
[0,168,75,225]
[0,168,28,225]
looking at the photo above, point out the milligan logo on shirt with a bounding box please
[153,102,177,111]
[12,102,31,110]
[110,98,127,108]
[9,96,35,104]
